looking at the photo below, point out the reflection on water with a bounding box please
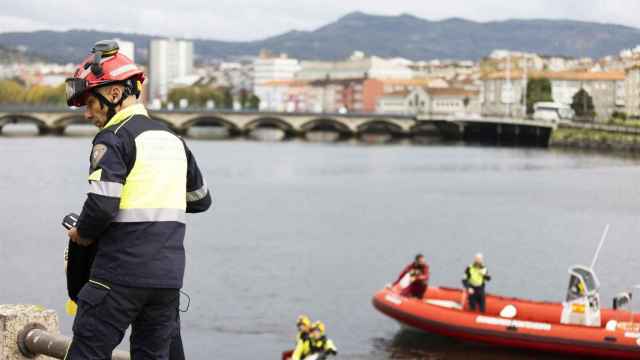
[1,123,40,136]
[63,124,99,137]
[186,126,233,140]
[372,330,570,360]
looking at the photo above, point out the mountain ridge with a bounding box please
[1,12,639,63]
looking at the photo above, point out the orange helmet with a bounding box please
[65,40,144,108]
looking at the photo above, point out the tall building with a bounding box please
[148,39,194,102]
[253,52,300,85]
[253,52,300,109]
[113,38,135,62]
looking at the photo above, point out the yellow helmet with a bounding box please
[312,321,325,335]
[297,314,311,327]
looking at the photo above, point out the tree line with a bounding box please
[0,79,66,105]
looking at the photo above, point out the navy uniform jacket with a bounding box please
[75,104,211,289]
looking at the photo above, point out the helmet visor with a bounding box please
[65,78,89,107]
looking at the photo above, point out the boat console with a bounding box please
[560,265,601,327]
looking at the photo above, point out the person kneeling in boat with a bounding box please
[292,320,337,359]
[296,315,312,342]
[308,321,338,359]
[463,253,491,313]
[392,254,430,299]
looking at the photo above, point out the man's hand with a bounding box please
[468,288,474,295]
[68,227,95,247]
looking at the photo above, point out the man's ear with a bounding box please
[109,86,122,102]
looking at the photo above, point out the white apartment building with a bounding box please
[148,39,194,103]
[253,54,300,110]
[253,55,300,85]
[297,56,414,81]
[113,38,135,62]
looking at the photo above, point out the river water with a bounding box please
[1,131,640,359]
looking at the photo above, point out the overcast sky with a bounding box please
[1,0,640,41]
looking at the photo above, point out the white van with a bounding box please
[533,102,575,123]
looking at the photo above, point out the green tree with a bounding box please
[0,80,25,103]
[222,88,233,109]
[247,94,261,110]
[571,88,596,120]
[239,89,248,109]
[526,77,553,114]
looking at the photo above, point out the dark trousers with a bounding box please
[408,282,427,299]
[66,280,179,360]
[169,314,185,360]
[468,286,486,313]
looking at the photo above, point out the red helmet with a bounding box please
[65,40,145,107]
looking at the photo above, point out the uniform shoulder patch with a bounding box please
[91,144,108,170]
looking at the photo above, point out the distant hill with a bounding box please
[1,12,640,64]
[0,44,46,64]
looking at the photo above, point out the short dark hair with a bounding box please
[415,254,424,262]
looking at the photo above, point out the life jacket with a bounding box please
[468,264,487,287]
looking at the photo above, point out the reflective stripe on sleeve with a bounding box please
[186,182,208,202]
[88,180,123,197]
[114,208,186,223]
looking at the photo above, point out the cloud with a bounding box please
[1,0,640,41]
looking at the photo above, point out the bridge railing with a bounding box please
[0,104,415,119]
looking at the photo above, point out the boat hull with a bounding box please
[373,286,640,359]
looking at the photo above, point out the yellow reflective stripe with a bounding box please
[88,180,123,197]
[88,169,102,181]
[114,208,186,223]
[102,103,148,129]
[186,181,208,202]
[89,279,111,290]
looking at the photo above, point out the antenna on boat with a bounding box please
[590,224,610,270]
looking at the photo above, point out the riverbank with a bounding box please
[550,123,640,153]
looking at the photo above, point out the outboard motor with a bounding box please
[560,265,601,327]
[613,292,632,310]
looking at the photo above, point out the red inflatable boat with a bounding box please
[373,266,640,359]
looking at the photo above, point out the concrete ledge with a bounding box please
[0,304,59,360]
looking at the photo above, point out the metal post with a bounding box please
[19,328,130,360]
[590,224,610,270]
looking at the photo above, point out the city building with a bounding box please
[376,87,480,116]
[252,52,301,110]
[253,52,300,85]
[113,38,135,62]
[297,52,414,81]
[481,70,625,121]
[148,38,194,103]
[625,65,640,118]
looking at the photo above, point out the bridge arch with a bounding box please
[0,114,48,135]
[182,116,241,139]
[356,119,405,143]
[300,118,353,142]
[148,116,180,133]
[245,116,296,141]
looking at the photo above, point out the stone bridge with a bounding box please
[0,106,557,144]
[0,106,416,139]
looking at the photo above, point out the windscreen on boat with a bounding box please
[567,267,599,301]
[573,267,598,292]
